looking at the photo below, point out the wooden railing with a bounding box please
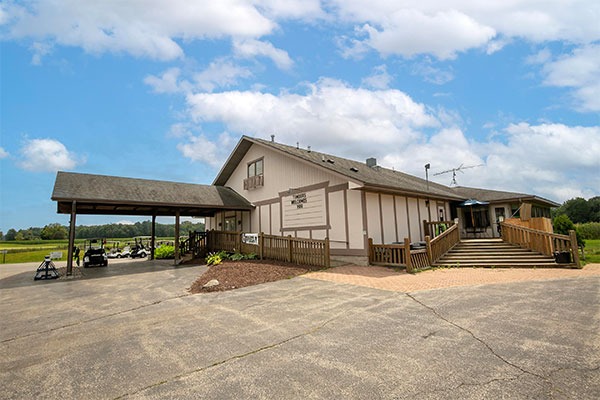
[500,222,580,267]
[423,220,455,239]
[426,223,460,264]
[243,174,264,190]
[206,230,330,268]
[368,237,430,272]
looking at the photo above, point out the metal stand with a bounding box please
[34,257,60,280]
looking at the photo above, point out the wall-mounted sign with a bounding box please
[282,188,326,229]
[242,233,258,245]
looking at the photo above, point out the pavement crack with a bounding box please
[113,315,339,399]
[1,293,192,345]
[404,292,548,382]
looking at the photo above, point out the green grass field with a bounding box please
[0,237,176,264]
[582,239,600,264]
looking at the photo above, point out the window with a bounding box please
[495,207,505,222]
[224,216,236,232]
[463,207,490,229]
[248,159,263,178]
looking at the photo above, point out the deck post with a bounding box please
[325,237,330,268]
[425,235,432,265]
[404,237,412,273]
[423,220,428,239]
[259,232,264,259]
[569,230,581,268]
[368,238,373,264]
[150,214,156,260]
[174,211,180,265]
[287,235,293,263]
[66,200,77,276]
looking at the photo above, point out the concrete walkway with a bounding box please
[305,263,600,292]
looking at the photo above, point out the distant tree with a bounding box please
[40,223,68,240]
[14,232,24,241]
[5,229,17,241]
[553,215,584,246]
[0,231,3,241]
[589,196,600,222]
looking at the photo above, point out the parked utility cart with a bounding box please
[83,239,108,267]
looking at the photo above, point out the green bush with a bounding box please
[577,222,600,240]
[230,252,245,261]
[215,250,230,260]
[155,245,175,259]
[245,252,258,260]
[553,215,585,246]
[206,252,222,265]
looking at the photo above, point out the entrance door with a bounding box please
[494,207,505,237]
[437,204,446,221]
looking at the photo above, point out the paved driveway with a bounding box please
[1,260,598,399]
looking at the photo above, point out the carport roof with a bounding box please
[52,171,253,217]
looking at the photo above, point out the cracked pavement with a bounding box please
[1,260,599,399]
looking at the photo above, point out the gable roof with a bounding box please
[450,186,559,207]
[214,136,465,200]
[52,171,253,216]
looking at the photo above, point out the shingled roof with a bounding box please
[214,136,465,200]
[52,171,253,216]
[450,186,559,207]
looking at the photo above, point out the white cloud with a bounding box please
[411,60,454,85]
[0,147,9,159]
[18,138,82,172]
[117,220,135,225]
[144,60,252,94]
[330,1,600,59]
[233,39,293,70]
[2,0,277,61]
[361,65,392,89]
[540,44,600,111]
[177,132,236,168]
[176,79,598,202]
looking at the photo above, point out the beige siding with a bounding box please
[365,192,382,244]
[312,229,326,240]
[242,211,251,232]
[395,196,409,241]
[260,204,270,234]
[328,190,346,249]
[347,189,365,250]
[380,194,396,243]
[297,230,310,238]
[270,203,281,235]
[407,197,420,242]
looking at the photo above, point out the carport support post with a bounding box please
[404,237,412,273]
[66,200,77,276]
[150,214,156,260]
[174,211,180,265]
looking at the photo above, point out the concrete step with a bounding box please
[449,249,533,254]
[437,258,555,264]
[442,254,554,260]
[432,262,562,267]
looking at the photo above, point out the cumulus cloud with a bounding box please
[0,147,9,159]
[18,138,83,172]
[174,79,599,201]
[2,0,277,61]
[540,44,600,112]
[177,132,236,168]
[330,1,600,59]
[232,39,293,70]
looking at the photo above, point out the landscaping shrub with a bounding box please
[155,245,175,259]
[553,215,585,246]
[230,252,245,261]
[245,252,258,260]
[577,222,600,240]
[206,252,222,265]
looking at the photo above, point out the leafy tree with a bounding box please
[0,231,3,241]
[15,232,24,241]
[553,215,584,246]
[5,229,17,241]
[40,223,68,240]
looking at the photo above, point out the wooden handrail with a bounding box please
[427,222,460,264]
[500,222,579,267]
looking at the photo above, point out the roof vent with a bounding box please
[270,134,275,142]
[350,167,359,172]
[321,155,325,162]
[366,157,377,168]
[307,146,311,153]
[296,142,299,149]
[327,159,335,164]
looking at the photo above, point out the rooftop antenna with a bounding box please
[433,163,484,186]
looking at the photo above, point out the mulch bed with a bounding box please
[189,259,324,293]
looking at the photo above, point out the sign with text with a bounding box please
[242,233,258,245]
[50,251,63,260]
[282,188,326,229]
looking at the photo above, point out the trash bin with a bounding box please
[410,242,427,250]
[554,251,571,264]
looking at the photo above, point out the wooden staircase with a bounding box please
[433,239,559,267]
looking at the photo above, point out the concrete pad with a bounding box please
[0,260,598,399]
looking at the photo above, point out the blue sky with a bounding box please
[1,1,599,231]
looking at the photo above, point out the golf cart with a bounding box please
[130,237,149,259]
[83,238,108,267]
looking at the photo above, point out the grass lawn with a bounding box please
[1,249,69,264]
[583,239,600,264]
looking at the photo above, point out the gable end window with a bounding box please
[244,158,264,190]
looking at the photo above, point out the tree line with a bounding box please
[0,220,205,241]
[552,197,600,223]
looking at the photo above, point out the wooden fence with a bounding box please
[500,222,580,267]
[426,223,460,264]
[205,230,330,268]
[423,220,455,239]
[368,237,431,272]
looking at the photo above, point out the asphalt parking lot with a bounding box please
[1,260,598,399]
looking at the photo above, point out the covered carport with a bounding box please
[51,171,254,275]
